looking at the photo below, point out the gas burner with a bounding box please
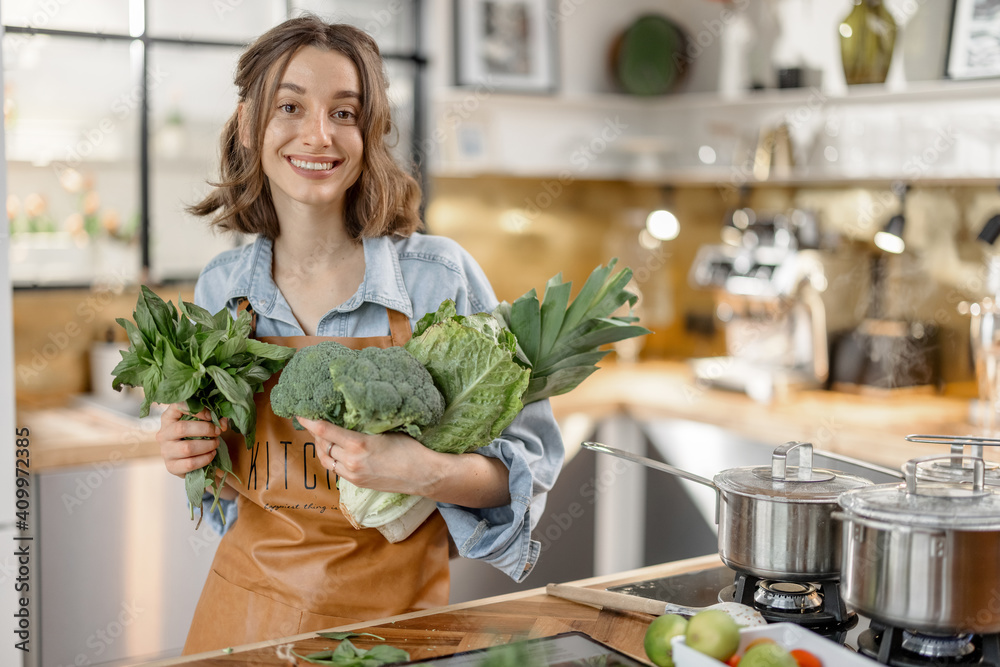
[858,624,1000,666]
[753,581,823,613]
[721,572,856,634]
[901,630,975,659]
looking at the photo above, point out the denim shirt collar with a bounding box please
[222,236,414,325]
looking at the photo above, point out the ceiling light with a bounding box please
[646,209,679,241]
[874,182,908,254]
[874,214,905,254]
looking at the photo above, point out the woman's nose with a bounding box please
[302,112,332,146]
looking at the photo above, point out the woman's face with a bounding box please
[259,46,364,215]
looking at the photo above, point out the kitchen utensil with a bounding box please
[906,433,1000,486]
[836,454,1000,634]
[545,583,767,626]
[582,440,873,581]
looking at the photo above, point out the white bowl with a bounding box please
[671,622,874,666]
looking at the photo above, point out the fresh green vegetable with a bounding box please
[271,343,444,437]
[334,300,530,529]
[270,259,649,538]
[494,257,651,404]
[269,341,355,429]
[271,342,448,529]
[406,301,531,455]
[293,638,409,666]
[110,286,295,527]
[329,346,446,437]
[342,259,649,536]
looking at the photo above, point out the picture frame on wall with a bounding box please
[453,0,558,93]
[947,0,1000,79]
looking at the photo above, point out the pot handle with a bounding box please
[904,454,986,494]
[580,441,717,489]
[813,449,904,480]
[905,434,1000,464]
[772,441,814,481]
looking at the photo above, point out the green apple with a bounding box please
[739,642,797,667]
[684,609,740,661]
[643,613,688,667]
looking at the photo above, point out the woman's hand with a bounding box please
[297,417,428,494]
[297,418,511,508]
[156,404,229,480]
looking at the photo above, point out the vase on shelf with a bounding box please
[839,0,897,85]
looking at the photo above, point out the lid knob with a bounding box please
[905,454,986,494]
[772,441,814,481]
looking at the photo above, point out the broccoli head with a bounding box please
[270,341,355,428]
[269,341,444,437]
[329,346,444,437]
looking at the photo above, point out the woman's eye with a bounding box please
[279,103,297,113]
[334,109,357,122]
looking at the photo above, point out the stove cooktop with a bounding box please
[606,566,1000,666]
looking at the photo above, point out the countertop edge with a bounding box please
[140,552,723,666]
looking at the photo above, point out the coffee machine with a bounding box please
[689,208,834,402]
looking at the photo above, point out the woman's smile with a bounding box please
[284,154,344,178]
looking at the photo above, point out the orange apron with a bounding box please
[183,305,450,654]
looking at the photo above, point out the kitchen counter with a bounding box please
[547,361,982,469]
[19,360,984,472]
[141,553,724,666]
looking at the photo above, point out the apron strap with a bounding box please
[387,308,412,346]
[236,298,258,337]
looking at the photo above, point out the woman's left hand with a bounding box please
[296,417,434,496]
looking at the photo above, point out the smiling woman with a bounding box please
[154,14,565,655]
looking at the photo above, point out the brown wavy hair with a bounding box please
[188,16,423,240]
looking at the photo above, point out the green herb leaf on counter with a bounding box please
[293,638,410,665]
[111,286,295,527]
[317,632,386,641]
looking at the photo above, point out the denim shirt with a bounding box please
[193,233,565,582]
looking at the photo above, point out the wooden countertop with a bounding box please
[548,361,984,469]
[141,553,724,666]
[21,361,986,472]
[17,399,162,471]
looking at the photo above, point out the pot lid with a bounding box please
[713,441,873,503]
[914,458,1000,487]
[715,465,873,502]
[838,455,1000,530]
[905,435,1000,487]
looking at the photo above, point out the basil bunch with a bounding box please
[111,286,294,526]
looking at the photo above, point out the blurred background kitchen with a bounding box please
[4,0,1000,664]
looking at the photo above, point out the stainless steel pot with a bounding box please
[582,440,873,581]
[836,455,1000,634]
[906,433,1000,487]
